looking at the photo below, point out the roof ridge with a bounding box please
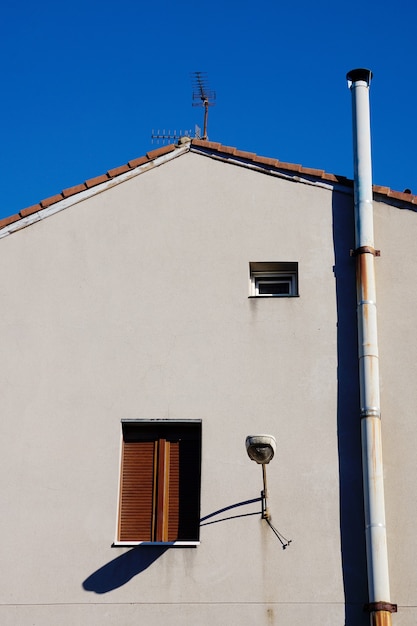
[1,139,416,231]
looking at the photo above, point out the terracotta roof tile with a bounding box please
[275,161,302,172]
[107,164,131,178]
[192,140,221,150]
[373,185,390,195]
[321,173,339,183]
[40,194,64,209]
[1,139,416,235]
[85,173,110,189]
[235,149,257,160]
[128,156,148,168]
[146,144,176,160]
[20,204,42,218]
[300,167,325,177]
[62,183,87,198]
[217,145,236,155]
[387,189,414,202]
[253,155,280,168]
[0,213,21,228]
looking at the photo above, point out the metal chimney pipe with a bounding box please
[346,69,397,626]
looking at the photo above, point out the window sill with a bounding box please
[112,541,200,548]
[248,295,299,298]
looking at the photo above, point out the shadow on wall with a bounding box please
[332,191,369,626]
[82,498,265,594]
[200,497,262,525]
[82,546,169,594]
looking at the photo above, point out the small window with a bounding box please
[115,420,202,546]
[249,262,298,297]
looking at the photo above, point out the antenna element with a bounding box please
[191,71,216,140]
[151,129,192,145]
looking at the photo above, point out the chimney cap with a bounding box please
[346,68,373,85]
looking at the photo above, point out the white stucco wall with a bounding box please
[373,198,417,621]
[0,151,415,624]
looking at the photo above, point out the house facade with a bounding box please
[0,138,416,625]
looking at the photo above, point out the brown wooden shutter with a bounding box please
[167,440,180,541]
[118,440,155,542]
[117,422,201,543]
[155,438,168,542]
[154,439,180,541]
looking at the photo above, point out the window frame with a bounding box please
[249,262,299,298]
[114,419,202,547]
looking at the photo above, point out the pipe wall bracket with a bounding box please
[364,602,398,613]
[350,246,381,257]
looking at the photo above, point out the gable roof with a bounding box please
[1,138,416,238]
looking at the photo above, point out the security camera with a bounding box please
[245,434,276,464]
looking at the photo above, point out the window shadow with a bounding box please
[83,498,263,594]
[82,546,169,594]
[200,496,262,525]
[332,191,369,625]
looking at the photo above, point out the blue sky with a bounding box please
[1,0,416,219]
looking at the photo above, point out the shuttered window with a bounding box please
[116,420,202,544]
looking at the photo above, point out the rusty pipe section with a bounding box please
[347,69,395,625]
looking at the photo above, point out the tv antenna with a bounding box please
[192,71,216,140]
[151,128,193,145]
[151,72,215,144]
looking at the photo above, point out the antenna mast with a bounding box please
[192,71,216,140]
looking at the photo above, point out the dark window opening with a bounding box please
[117,420,201,544]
